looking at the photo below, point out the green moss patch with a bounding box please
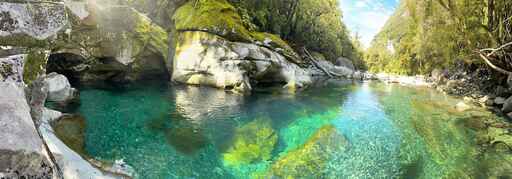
[23,49,49,84]
[173,0,300,63]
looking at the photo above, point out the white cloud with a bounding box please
[339,0,397,48]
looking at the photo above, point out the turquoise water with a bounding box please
[75,80,508,178]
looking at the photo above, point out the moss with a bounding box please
[173,0,298,61]
[223,118,277,167]
[133,12,169,60]
[0,35,50,48]
[173,0,253,42]
[269,125,348,178]
[23,49,49,84]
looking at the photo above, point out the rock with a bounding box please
[0,54,25,83]
[352,71,364,80]
[0,2,67,42]
[0,82,54,178]
[495,97,506,105]
[501,96,512,113]
[269,125,348,178]
[44,73,77,102]
[223,118,277,166]
[172,31,311,92]
[456,101,472,111]
[496,86,510,97]
[335,57,355,71]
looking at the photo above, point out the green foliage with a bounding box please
[365,0,512,75]
[230,0,364,66]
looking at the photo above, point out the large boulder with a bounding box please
[44,73,77,102]
[335,57,355,71]
[172,31,311,92]
[0,82,54,178]
[501,96,512,113]
[0,1,67,45]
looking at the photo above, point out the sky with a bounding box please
[339,0,399,48]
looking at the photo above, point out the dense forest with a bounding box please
[365,0,512,76]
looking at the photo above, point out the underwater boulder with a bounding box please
[269,125,348,178]
[223,118,278,166]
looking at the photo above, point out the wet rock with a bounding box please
[223,118,277,166]
[0,82,54,178]
[44,73,78,103]
[269,125,348,178]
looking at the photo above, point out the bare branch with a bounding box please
[478,51,512,75]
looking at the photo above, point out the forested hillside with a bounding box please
[229,0,365,68]
[365,0,512,75]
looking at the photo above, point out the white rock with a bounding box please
[0,82,54,177]
[44,73,77,102]
[456,101,472,111]
[172,31,311,92]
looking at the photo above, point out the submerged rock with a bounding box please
[269,125,348,178]
[0,82,54,178]
[52,114,87,157]
[223,118,277,166]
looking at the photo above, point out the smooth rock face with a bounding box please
[0,82,53,178]
[495,97,506,105]
[44,73,77,102]
[0,2,66,40]
[0,54,25,83]
[501,96,512,113]
[173,31,311,92]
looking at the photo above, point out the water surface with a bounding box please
[73,80,510,178]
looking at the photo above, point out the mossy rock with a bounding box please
[269,125,348,178]
[223,118,277,166]
[173,0,301,64]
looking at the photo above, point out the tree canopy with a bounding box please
[365,0,512,75]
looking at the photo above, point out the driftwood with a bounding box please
[478,41,512,75]
[303,47,333,78]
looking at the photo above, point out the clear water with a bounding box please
[74,80,507,178]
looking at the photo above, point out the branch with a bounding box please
[480,41,512,57]
[303,47,333,78]
[478,51,512,75]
